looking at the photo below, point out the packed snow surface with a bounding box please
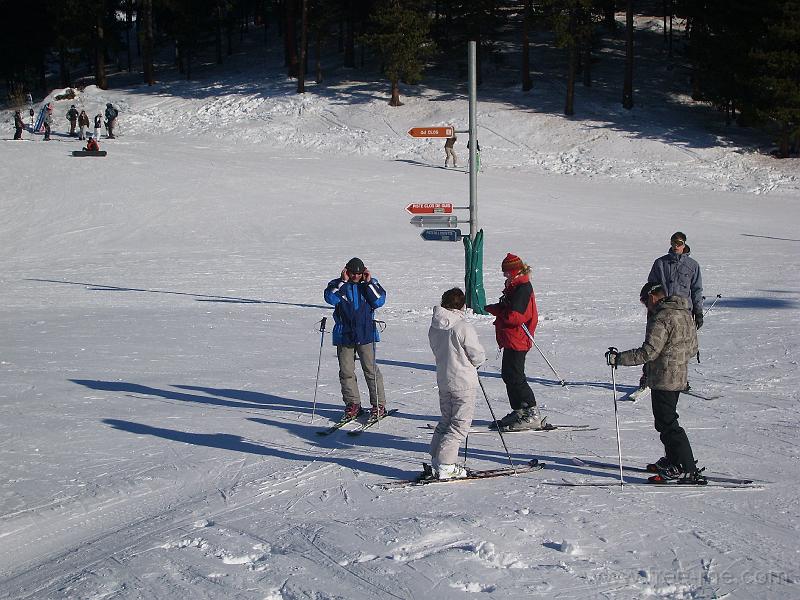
[1,54,799,600]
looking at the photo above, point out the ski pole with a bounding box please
[463,433,470,468]
[607,347,625,486]
[703,294,722,317]
[477,375,516,472]
[521,323,567,387]
[309,317,327,423]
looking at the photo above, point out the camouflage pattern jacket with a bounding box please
[617,296,699,391]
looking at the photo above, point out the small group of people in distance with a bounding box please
[325,230,707,484]
[11,101,119,147]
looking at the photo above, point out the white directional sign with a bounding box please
[409,215,459,228]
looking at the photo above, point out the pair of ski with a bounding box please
[316,408,398,437]
[618,385,721,402]
[373,459,545,489]
[558,457,762,489]
[423,423,597,434]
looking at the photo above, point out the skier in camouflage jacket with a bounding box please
[610,284,701,475]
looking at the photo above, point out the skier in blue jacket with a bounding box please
[324,257,387,421]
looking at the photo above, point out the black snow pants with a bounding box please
[501,349,536,411]
[651,389,696,473]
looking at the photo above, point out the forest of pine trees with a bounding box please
[1,0,798,155]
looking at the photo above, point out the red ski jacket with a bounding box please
[484,274,538,351]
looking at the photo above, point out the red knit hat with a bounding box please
[501,253,524,274]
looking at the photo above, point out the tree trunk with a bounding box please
[95,6,108,90]
[297,0,307,92]
[521,0,532,91]
[622,0,634,109]
[285,0,298,76]
[216,2,223,64]
[582,42,591,87]
[315,29,322,83]
[344,0,355,67]
[59,44,71,88]
[389,79,403,106]
[565,45,576,116]
[126,0,133,71]
[141,0,154,84]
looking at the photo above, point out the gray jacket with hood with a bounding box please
[617,296,699,391]
[428,306,486,392]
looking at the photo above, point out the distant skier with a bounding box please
[13,110,24,140]
[93,113,102,140]
[324,257,387,422]
[428,287,486,480]
[77,110,90,140]
[444,131,457,168]
[484,253,547,431]
[28,108,35,129]
[105,103,118,138]
[636,231,704,391]
[43,105,53,141]
[605,283,706,484]
[648,231,704,326]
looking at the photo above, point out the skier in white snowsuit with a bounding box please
[428,288,486,479]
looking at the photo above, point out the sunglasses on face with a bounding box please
[671,240,685,247]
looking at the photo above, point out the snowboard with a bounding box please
[72,150,107,157]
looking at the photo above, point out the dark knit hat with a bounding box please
[670,231,687,243]
[501,253,524,274]
[640,281,664,302]
[345,257,365,274]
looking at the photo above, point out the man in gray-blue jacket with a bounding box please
[648,231,704,329]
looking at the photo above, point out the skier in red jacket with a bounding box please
[484,253,547,431]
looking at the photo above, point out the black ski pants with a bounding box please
[651,389,695,473]
[501,349,536,411]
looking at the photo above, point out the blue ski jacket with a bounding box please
[648,245,703,314]
[324,277,386,346]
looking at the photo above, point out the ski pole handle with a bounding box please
[605,347,619,368]
[319,316,327,333]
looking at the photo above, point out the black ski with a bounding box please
[375,459,545,489]
[683,389,722,401]
[346,408,399,436]
[550,477,762,489]
[423,423,597,434]
[571,457,759,485]
[316,412,364,436]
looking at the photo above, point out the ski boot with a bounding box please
[489,410,524,430]
[647,464,683,483]
[503,407,549,432]
[344,403,363,420]
[435,463,469,480]
[646,456,673,473]
[677,468,708,485]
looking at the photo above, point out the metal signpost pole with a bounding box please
[468,40,478,242]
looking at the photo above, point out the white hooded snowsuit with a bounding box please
[428,305,486,465]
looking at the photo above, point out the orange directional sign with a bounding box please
[407,126,454,138]
[405,203,454,215]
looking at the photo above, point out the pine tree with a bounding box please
[363,0,434,106]
[750,1,800,156]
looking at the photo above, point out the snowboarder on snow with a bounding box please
[605,283,706,484]
[428,287,486,480]
[105,103,118,138]
[324,257,387,422]
[13,110,24,139]
[484,254,547,431]
[84,135,100,152]
[77,110,90,140]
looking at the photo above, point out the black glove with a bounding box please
[694,312,703,330]
[605,347,619,368]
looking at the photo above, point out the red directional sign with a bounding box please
[407,127,454,138]
[405,203,454,215]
